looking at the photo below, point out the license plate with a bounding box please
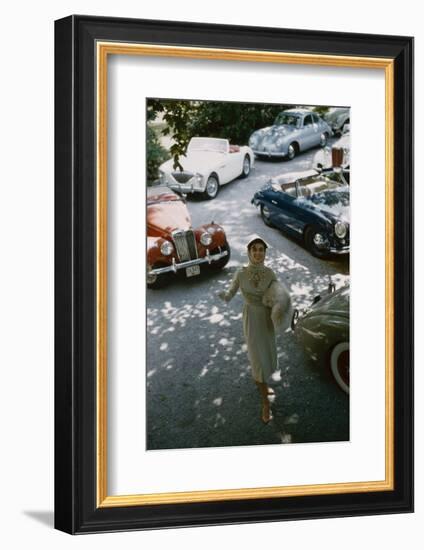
[186,265,200,278]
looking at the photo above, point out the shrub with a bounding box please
[146,125,170,185]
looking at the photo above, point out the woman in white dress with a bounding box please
[219,237,278,423]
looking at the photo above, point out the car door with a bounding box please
[226,148,243,181]
[260,185,287,227]
[274,181,313,236]
[268,185,300,233]
[301,114,317,150]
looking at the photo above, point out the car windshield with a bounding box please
[297,176,348,199]
[188,137,228,153]
[270,178,297,197]
[273,113,301,127]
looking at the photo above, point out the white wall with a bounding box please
[0,1,420,548]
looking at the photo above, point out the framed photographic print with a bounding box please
[54,15,414,534]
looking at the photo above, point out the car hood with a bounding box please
[253,124,296,140]
[307,285,350,318]
[303,189,350,223]
[325,108,348,123]
[147,198,191,234]
[160,151,224,174]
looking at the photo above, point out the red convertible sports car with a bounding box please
[146,187,230,288]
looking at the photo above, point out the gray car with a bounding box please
[324,107,350,136]
[248,108,332,161]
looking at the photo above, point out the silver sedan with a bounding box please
[249,108,332,161]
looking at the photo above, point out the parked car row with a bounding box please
[148,125,350,285]
[147,166,350,291]
[148,115,350,395]
[158,108,339,200]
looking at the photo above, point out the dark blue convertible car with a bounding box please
[251,169,350,258]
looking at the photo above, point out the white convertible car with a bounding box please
[158,137,254,199]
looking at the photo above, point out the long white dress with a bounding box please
[221,263,278,383]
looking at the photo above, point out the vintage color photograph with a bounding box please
[145,98,350,450]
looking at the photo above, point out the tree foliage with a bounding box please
[148,99,196,171]
[187,101,290,144]
[146,125,170,185]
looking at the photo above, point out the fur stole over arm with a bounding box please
[262,280,293,331]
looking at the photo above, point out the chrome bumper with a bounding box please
[167,180,204,194]
[252,150,286,158]
[329,245,350,255]
[149,248,228,276]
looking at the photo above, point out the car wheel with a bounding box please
[330,342,349,394]
[260,205,274,227]
[319,133,328,147]
[209,243,231,270]
[287,143,297,161]
[146,264,172,289]
[203,175,219,200]
[240,155,251,178]
[304,225,330,258]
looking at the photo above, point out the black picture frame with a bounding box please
[55,15,414,534]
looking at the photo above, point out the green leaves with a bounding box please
[146,125,170,185]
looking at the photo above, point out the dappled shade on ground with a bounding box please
[146,151,349,450]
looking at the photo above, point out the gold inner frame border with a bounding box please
[96,42,395,508]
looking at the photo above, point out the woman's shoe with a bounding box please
[261,402,272,424]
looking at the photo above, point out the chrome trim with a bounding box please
[171,229,198,261]
[252,150,286,158]
[166,172,206,194]
[329,245,350,255]
[149,249,229,276]
[168,181,206,194]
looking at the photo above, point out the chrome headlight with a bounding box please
[193,173,204,188]
[276,137,285,147]
[249,134,258,147]
[334,221,348,239]
[160,241,174,256]
[200,232,213,246]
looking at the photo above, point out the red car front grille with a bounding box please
[172,230,198,261]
